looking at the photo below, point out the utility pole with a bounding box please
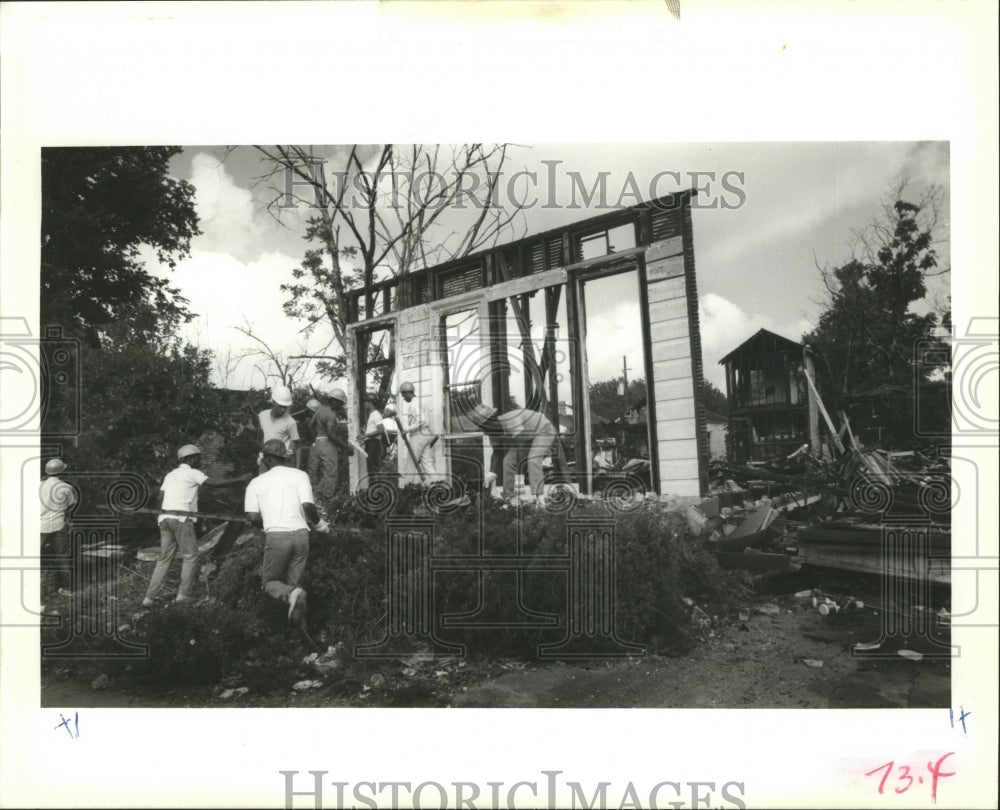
[621,354,631,462]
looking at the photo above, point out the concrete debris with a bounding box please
[685,505,708,536]
[802,659,824,668]
[220,687,249,700]
[292,679,323,691]
[898,649,924,662]
[690,605,712,630]
[755,603,781,616]
[91,674,110,690]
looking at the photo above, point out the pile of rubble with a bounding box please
[698,443,951,584]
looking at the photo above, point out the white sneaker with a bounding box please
[288,587,306,621]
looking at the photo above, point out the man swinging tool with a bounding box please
[395,380,437,485]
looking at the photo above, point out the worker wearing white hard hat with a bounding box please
[395,380,437,483]
[40,458,77,600]
[142,444,251,607]
[257,385,301,473]
[307,384,353,506]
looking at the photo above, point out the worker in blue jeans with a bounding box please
[143,444,250,607]
[246,439,329,623]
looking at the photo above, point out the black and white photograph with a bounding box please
[1,3,996,810]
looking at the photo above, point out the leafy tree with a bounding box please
[588,377,648,422]
[60,310,236,501]
[803,185,950,446]
[699,379,728,416]
[41,146,201,346]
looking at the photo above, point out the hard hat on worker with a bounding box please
[261,439,287,458]
[271,385,293,407]
[45,458,68,475]
[399,381,415,394]
[177,444,202,461]
[305,398,320,412]
[328,387,347,403]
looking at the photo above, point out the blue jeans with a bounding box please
[144,518,199,600]
[262,529,309,603]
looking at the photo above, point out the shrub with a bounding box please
[139,600,253,685]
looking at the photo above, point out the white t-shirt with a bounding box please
[159,463,208,523]
[40,476,77,533]
[244,465,314,533]
[364,409,383,435]
[396,398,429,434]
[258,409,300,456]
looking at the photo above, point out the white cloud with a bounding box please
[189,151,275,262]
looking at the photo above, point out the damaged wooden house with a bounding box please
[719,328,825,463]
[343,190,710,497]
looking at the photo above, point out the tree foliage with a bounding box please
[41,146,200,345]
[803,186,950,445]
[588,377,648,422]
[63,314,239,501]
[699,379,728,416]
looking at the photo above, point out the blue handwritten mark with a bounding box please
[949,706,970,736]
[54,711,79,740]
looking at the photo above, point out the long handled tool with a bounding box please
[397,428,430,485]
[98,505,364,533]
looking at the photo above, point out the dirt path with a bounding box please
[42,595,950,710]
[450,604,950,708]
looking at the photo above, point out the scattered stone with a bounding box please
[220,688,236,700]
[802,659,824,669]
[755,603,781,616]
[369,673,385,687]
[91,674,110,690]
[737,610,750,622]
[292,679,323,691]
[898,649,924,662]
[793,590,814,598]
[690,606,712,630]
[685,505,708,535]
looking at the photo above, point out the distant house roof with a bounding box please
[718,328,803,366]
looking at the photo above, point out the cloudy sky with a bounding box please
[155,141,949,392]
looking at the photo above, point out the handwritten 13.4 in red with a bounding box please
[865,753,955,803]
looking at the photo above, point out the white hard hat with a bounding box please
[45,458,67,475]
[399,381,415,393]
[177,444,201,460]
[328,387,347,403]
[305,398,320,412]
[271,385,293,406]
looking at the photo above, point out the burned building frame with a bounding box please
[719,328,823,463]
[344,190,709,498]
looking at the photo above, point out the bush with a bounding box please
[139,600,253,685]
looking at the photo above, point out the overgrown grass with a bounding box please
[41,493,751,694]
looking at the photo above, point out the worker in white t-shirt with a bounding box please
[257,385,301,473]
[142,444,250,607]
[395,381,436,482]
[245,439,329,624]
[40,458,78,599]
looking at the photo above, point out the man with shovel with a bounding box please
[395,380,438,485]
